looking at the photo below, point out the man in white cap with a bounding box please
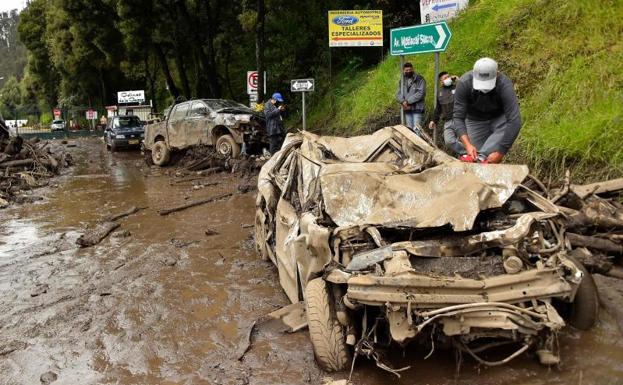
[453,57,521,163]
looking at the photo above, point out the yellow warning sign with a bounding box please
[328,10,383,47]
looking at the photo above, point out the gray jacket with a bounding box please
[264,101,284,136]
[395,74,426,113]
[453,71,522,153]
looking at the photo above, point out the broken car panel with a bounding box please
[255,125,598,373]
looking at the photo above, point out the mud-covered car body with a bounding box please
[255,126,595,371]
[144,99,266,164]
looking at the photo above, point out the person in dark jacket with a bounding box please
[429,71,464,155]
[264,92,286,154]
[395,62,426,136]
[453,57,522,164]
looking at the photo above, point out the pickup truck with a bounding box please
[143,99,266,166]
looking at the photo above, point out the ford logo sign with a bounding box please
[332,15,358,26]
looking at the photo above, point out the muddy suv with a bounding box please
[143,99,266,165]
[255,126,597,372]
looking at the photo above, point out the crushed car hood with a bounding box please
[320,161,528,231]
[298,126,529,231]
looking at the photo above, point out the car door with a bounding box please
[181,101,212,146]
[166,102,190,149]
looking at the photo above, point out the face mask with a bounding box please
[443,78,453,87]
[478,88,493,94]
[405,72,414,78]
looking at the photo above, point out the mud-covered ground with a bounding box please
[1,138,623,385]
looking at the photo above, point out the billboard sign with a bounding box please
[420,0,469,24]
[117,90,145,104]
[328,10,383,47]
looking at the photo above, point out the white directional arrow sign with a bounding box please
[434,25,447,49]
[291,79,315,92]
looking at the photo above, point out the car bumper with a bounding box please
[112,138,142,148]
[344,267,576,308]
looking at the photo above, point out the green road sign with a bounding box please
[390,22,452,55]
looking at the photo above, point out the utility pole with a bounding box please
[256,0,265,102]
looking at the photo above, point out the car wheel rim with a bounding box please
[218,141,231,156]
[154,147,161,161]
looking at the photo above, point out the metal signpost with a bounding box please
[86,109,96,130]
[247,71,267,108]
[290,79,315,130]
[390,22,452,140]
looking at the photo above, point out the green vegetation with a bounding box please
[306,0,623,179]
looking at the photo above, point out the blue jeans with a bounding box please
[405,111,424,136]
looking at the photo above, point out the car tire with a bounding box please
[305,278,351,372]
[152,141,171,166]
[216,134,241,158]
[566,253,599,330]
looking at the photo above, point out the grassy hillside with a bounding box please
[305,0,623,180]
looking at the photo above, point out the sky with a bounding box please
[0,0,26,13]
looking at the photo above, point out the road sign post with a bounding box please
[291,79,315,130]
[390,22,451,137]
[399,55,405,125]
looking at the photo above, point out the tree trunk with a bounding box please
[174,52,192,100]
[155,44,180,100]
[144,53,158,112]
[256,0,265,102]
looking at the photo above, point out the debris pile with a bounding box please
[0,122,73,207]
[545,173,623,277]
[173,145,267,176]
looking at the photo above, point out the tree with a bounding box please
[18,0,60,109]
[0,76,22,119]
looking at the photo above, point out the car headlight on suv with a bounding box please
[115,134,125,139]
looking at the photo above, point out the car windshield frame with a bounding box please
[113,116,142,129]
[202,99,251,112]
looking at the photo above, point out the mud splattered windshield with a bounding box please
[113,116,142,128]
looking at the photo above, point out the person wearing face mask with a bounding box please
[429,71,464,155]
[453,58,522,164]
[395,62,426,136]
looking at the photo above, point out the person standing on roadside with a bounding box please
[264,92,286,155]
[395,62,426,136]
[453,57,522,164]
[429,71,464,155]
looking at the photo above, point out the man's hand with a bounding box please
[402,101,409,109]
[428,121,436,130]
[278,105,285,111]
[464,142,478,159]
[487,152,504,164]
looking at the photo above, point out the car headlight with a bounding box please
[140,133,145,138]
[115,134,125,139]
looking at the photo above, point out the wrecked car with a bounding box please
[143,99,266,165]
[255,125,599,373]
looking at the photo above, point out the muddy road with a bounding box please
[1,138,623,385]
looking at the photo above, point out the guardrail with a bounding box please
[10,126,105,139]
